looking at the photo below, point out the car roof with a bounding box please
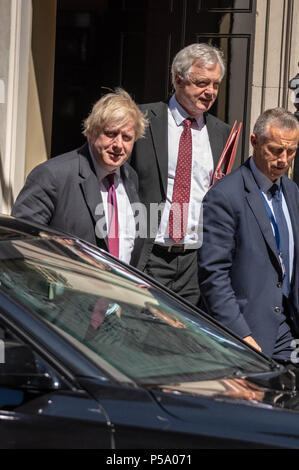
[0,215,72,240]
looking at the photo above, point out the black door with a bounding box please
[52,0,256,165]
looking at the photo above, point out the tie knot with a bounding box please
[269,183,280,199]
[105,173,115,188]
[183,118,194,129]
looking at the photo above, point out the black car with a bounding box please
[1,215,299,450]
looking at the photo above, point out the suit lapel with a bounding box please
[281,175,299,277]
[150,106,228,195]
[282,176,299,315]
[148,102,169,197]
[241,162,282,275]
[78,144,108,247]
[281,175,299,245]
[205,113,225,169]
[121,163,139,205]
[121,163,147,267]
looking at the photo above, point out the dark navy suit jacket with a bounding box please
[198,159,299,357]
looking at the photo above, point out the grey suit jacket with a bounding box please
[129,100,232,269]
[198,159,299,357]
[12,143,144,268]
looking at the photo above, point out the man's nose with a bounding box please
[113,134,123,147]
[204,84,216,96]
[278,149,288,163]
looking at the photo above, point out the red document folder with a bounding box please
[212,120,242,185]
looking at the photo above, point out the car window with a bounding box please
[0,319,65,410]
[0,237,272,384]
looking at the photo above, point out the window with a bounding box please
[0,236,271,384]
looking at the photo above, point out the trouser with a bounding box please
[272,297,297,362]
[143,244,200,307]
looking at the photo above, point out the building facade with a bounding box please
[0,0,298,214]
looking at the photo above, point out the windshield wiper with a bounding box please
[233,364,297,393]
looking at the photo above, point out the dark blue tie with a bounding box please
[269,183,290,297]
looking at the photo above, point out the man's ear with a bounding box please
[174,73,184,88]
[250,133,257,149]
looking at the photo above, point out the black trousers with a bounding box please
[272,297,299,363]
[143,244,200,306]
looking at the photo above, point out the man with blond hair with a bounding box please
[12,88,148,266]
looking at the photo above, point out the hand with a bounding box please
[243,335,262,352]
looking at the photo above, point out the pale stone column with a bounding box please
[288,1,299,113]
[250,0,298,130]
[0,0,14,214]
[250,0,299,179]
[0,0,32,215]
[25,0,57,180]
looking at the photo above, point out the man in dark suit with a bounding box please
[130,43,231,305]
[198,108,299,363]
[12,88,148,268]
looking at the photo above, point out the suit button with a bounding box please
[274,307,281,313]
[277,282,282,288]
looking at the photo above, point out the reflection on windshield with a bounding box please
[0,237,271,383]
[160,378,266,402]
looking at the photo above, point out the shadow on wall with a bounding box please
[0,149,14,212]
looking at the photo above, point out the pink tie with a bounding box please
[88,174,119,334]
[169,118,193,242]
[105,173,119,258]
[90,298,110,329]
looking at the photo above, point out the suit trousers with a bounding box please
[144,244,200,306]
[272,298,297,361]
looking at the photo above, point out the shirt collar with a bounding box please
[88,144,120,183]
[169,94,205,130]
[249,157,281,195]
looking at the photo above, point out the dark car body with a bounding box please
[1,215,299,449]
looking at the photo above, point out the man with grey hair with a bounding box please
[12,88,148,267]
[198,108,299,364]
[130,43,231,305]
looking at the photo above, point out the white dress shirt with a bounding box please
[250,157,294,281]
[89,146,135,264]
[155,95,214,248]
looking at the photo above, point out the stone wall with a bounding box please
[0,0,12,210]
[251,0,299,131]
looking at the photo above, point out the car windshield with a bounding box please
[0,236,271,383]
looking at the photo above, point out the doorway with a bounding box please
[51,0,256,164]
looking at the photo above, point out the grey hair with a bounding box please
[171,43,226,87]
[253,108,299,143]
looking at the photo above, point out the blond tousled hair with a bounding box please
[83,88,148,141]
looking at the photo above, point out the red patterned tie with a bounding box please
[105,173,119,258]
[169,118,193,242]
